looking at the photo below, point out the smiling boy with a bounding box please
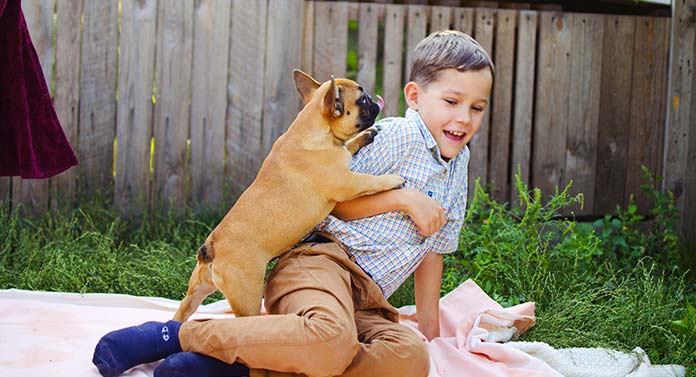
[323,30,493,341]
[92,30,493,377]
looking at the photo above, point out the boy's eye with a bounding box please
[472,106,484,112]
[444,99,456,105]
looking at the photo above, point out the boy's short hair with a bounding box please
[409,30,495,86]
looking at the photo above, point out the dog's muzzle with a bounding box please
[357,93,383,130]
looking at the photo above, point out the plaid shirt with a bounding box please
[319,108,469,298]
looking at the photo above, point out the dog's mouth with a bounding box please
[357,93,383,130]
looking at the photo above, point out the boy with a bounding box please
[92,30,493,377]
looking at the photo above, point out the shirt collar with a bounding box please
[406,108,437,151]
[406,108,466,166]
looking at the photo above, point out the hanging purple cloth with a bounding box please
[0,0,78,179]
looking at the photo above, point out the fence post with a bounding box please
[52,0,84,211]
[13,0,54,215]
[114,0,158,216]
[664,0,696,241]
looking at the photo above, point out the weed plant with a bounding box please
[390,171,694,371]
[0,172,693,372]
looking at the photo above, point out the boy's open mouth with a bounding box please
[444,130,465,141]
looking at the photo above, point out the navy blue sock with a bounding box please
[154,352,250,377]
[92,321,182,377]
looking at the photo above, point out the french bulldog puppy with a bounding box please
[173,70,404,320]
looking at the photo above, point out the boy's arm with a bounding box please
[414,252,443,340]
[332,188,447,236]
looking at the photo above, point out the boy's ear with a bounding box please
[293,69,321,105]
[404,81,419,110]
[322,75,344,118]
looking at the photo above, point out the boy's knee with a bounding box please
[322,331,359,375]
[303,317,358,376]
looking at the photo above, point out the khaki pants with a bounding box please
[179,238,429,377]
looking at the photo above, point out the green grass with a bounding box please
[0,172,694,373]
[0,201,225,302]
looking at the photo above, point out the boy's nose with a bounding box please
[455,110,472,126]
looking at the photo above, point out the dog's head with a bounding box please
[293,69,383,142]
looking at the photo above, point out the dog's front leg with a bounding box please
[344,126,381,156]
[333,172,404,202]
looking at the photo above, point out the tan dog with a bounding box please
[173,70,404,321]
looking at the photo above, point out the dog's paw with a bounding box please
[361,127,380,146]
[383,174,405,189]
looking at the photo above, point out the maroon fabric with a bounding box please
[0,0,78,179]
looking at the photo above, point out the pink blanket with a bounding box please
[0,280,559,377]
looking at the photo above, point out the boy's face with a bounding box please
[404,68,493,160]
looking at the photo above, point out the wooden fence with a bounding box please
[0,0,673,220]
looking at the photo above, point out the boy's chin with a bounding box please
[440,146,465,160]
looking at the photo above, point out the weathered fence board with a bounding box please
[227,0,267,198]
[489,9,516,201]
[665,0,696,240]
[190,0,231,208]
[9,0,678,226]
[595,16,635,214]
[153,0,194,212]
[430,6,452,32]
[51,0,83,210]
[533,12,572,200]
[115,0,158,215]
[453,8,474,38]
[565,13,604,215]
[468,7,494,196]
[301,1,315,77]
[405,5,427,81]
[685,0,696,240]
[0,179,10,211]
[23,0,54,87]
[78,1,118,198]
[262,0,305,155]
[510,10,538,204]
[313,1,348,81]
[625,17,670,212]
[356,2,381,96]
[383,5,405,118]
[13,0,54,214]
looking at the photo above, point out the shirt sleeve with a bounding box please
[427,218,462,255]
[428,152,470,255]
[350,117,421,176]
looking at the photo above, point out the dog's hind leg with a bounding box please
[173,260,217,322]
[211,254,267,317]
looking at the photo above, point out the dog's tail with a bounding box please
[197,241,214,263]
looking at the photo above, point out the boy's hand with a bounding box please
[401,189,447,236]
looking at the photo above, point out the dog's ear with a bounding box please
[323,75,344,118]
[293,69,321,105]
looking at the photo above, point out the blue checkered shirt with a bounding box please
[319,108,470,298]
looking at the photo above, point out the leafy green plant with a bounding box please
[391,171,694,370]
[591,166,684,270]
[671,302,696,343]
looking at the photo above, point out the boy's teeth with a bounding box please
[447,131,464,137]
